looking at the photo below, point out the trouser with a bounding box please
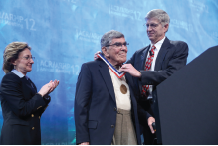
[111,108,137,145]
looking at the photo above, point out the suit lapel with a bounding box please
[155,37,171,71]
[140,45,150,70]
[21,77,36,99]
[28,78,37,93]
[125,73,135,102]
[98,59,116,103]
[137,45,150,93]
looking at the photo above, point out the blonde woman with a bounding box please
[0,42,59,144]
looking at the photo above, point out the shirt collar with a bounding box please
[11,69,29,80]
[150,36,166,51]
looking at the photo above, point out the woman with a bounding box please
[0,42,59,145]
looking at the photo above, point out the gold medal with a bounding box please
[120,84,127,94]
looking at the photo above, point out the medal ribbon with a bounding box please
[97,53,125,78]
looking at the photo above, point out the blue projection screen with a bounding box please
[0,0,218,144]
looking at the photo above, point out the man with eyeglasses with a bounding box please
[75,30,141,145]
[119,9,189,144]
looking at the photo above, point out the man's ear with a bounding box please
[102,47,109,57]
[164,23,169,33]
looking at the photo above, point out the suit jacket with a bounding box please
[0,72,50,145]
[127,37,189,143]
[74,59,141,145]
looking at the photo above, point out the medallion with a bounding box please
[120,84,127,94]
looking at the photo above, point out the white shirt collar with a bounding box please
[150,36,166,51]
[11,69,29,80]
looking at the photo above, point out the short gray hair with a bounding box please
[145,9,170,26]
[3,42,31,73]
[101,30,124,48]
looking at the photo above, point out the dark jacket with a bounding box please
[74,59,141,145]
[127,37,189,143]
[0,72,50,145]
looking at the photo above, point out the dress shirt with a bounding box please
[146,37,165,99]
[109,68,131,110]
[12,69,28,79]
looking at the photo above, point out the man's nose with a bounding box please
[121,45,127,52]
[147,25,153,31]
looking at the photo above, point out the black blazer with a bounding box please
[0,72,50,145]
[127,37,189,143]
[74,59,141,145]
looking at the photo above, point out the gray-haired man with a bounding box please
[120,9,189,144]
[75,30,142,145]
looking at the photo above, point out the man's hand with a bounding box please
[79,142,90,145]
[94,51,101,60]
[119,64,141,77]
[148,117,155,134]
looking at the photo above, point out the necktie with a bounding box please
[141,45,156,98]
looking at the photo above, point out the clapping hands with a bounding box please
[38,80,60,97]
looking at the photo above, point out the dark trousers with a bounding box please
[139,99,157,145]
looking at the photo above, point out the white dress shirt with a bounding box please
[109,68,131,110]
[146,36,165,99]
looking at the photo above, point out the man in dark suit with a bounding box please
[119,9,189,144]
[75,30,141,145]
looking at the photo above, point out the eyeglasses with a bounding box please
[143,23,161,29]
[106,42,129,48]
[21,56,35,60]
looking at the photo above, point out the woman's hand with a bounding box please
[48,80,59,94]
[38,80,59,97]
